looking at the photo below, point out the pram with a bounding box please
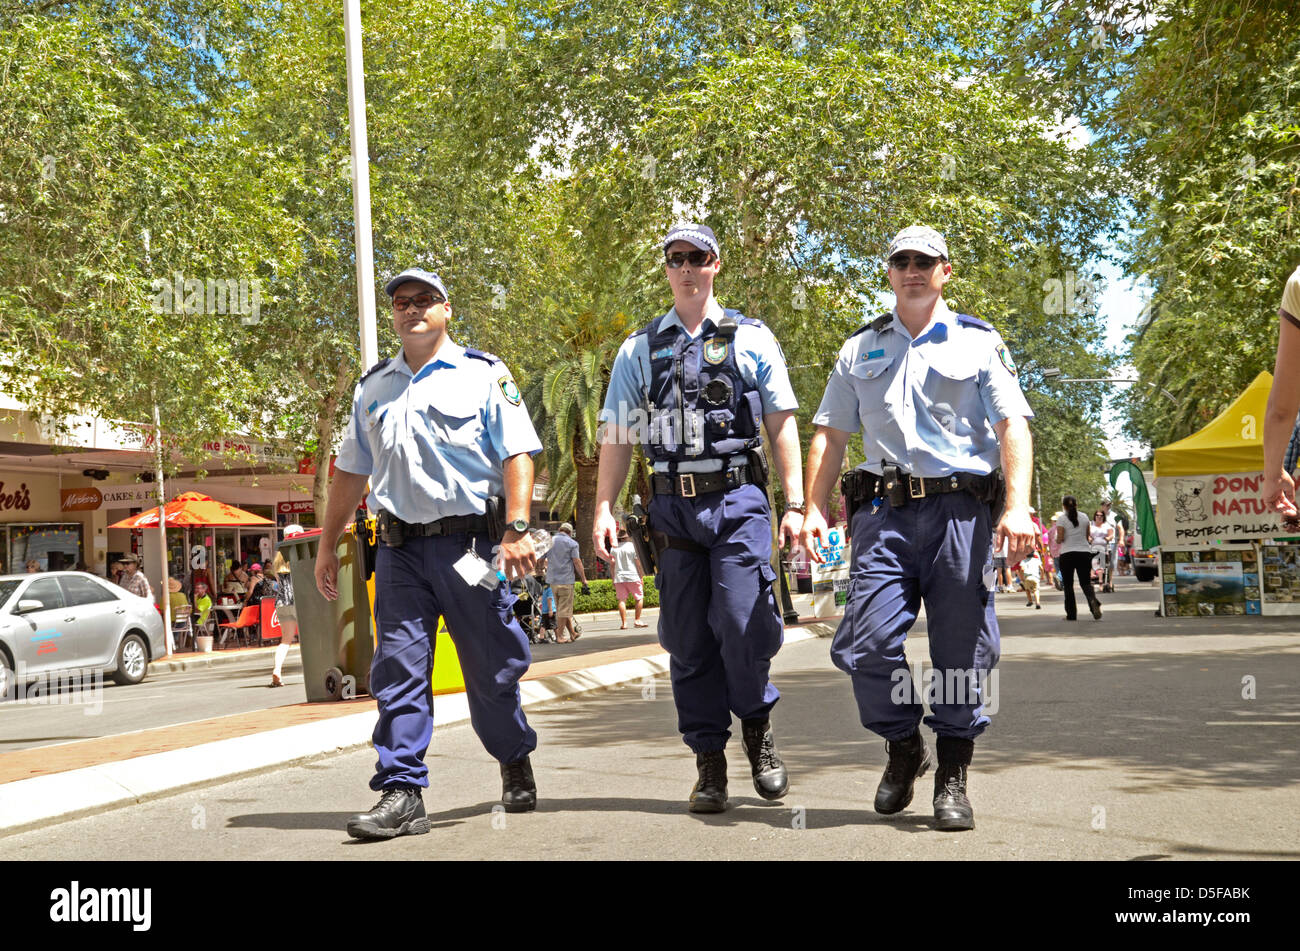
[1090,543,1113,592]
[513,575,555,644]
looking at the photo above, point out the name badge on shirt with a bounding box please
[865,348,885,360]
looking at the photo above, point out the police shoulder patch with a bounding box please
[996,344,1018,376]
[498,375,522,405]
[703,337,729,364]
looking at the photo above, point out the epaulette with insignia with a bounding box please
[866,312,892,333]
[359,357,391,384]
[464,347,500,364]
[956,313,994,332]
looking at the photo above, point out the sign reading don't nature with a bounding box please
[1155,471,1285,544]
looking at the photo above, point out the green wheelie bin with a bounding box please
[278,521,375,702]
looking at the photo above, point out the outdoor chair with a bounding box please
[218,604,261,648]
[171,604,194,651]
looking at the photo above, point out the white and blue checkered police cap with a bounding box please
[887,226,949,261]
[662,223,721,259]
[383,267,449,300]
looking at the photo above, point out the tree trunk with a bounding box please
[574,456,600,571]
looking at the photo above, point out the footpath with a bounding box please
[0,595,835,834]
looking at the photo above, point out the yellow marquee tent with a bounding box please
[1153,371,1274,478]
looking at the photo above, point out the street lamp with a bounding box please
[1040,368,1177,404]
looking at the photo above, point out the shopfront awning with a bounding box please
[107,491,275,529]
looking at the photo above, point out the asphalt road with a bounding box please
[0,607,663,753]
[4,577,1298,860]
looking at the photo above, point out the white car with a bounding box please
[0,571,167,700]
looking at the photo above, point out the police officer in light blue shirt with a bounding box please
[315,267,544,840]
[594,223,806,813]
[800,226,1037,832]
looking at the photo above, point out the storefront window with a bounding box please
[214,529,236,593]
[166,527,186,582]
[10,524,84,571]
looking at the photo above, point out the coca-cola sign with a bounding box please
[61,487,104,512]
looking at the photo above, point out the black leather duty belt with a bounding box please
[841,469,997,509]
[652,464,757,499]
[377,509,490,546]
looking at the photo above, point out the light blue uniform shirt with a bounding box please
[602,297,798,472]
[336,341,542,523]
[812,301,1032,477]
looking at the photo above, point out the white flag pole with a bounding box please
[344,0,379,370]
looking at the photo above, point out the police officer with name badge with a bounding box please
[800,227,1036,831]
[316,267,543,840]
[594,224,806,813]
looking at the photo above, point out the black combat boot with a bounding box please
[689,750,728,813]
[933,736,975,832]
[874,729,932,814]
[500,755,537,813]
[740,718,789,800]
[346,786,431,840]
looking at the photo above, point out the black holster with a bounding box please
[626,496,657,575]
[746,446,770,489]
[355,508,377,579]
[985,470,1007,525]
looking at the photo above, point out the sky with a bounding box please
[1093,253,1152,460]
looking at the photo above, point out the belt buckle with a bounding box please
[908,475,927,500]
[678,473,697,498]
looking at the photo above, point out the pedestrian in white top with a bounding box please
[606,528,648,629]
[1055,496,1101,621]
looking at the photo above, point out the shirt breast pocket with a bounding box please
[362,405,393,449]
[849,352,897,418]
[923,351,980,413]
[428,392,485,447]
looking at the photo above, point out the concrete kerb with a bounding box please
[148,644,294,674]
[0,621,835,836]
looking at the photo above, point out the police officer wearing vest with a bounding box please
[594,224,805,813]
[316,267,543,840]
[800,227,1036,831]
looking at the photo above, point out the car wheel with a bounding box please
[113,632,149,685]
[1135,567,1157,582]
[0,651,14,701]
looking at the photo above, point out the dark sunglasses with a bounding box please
[392,293,445,311]
[666,250,716,269]
[888,254,941,271]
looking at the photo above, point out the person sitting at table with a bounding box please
[222,565,246,600]
[193,581,214,636]
[243,563,271,607]
[166,577,191,649]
